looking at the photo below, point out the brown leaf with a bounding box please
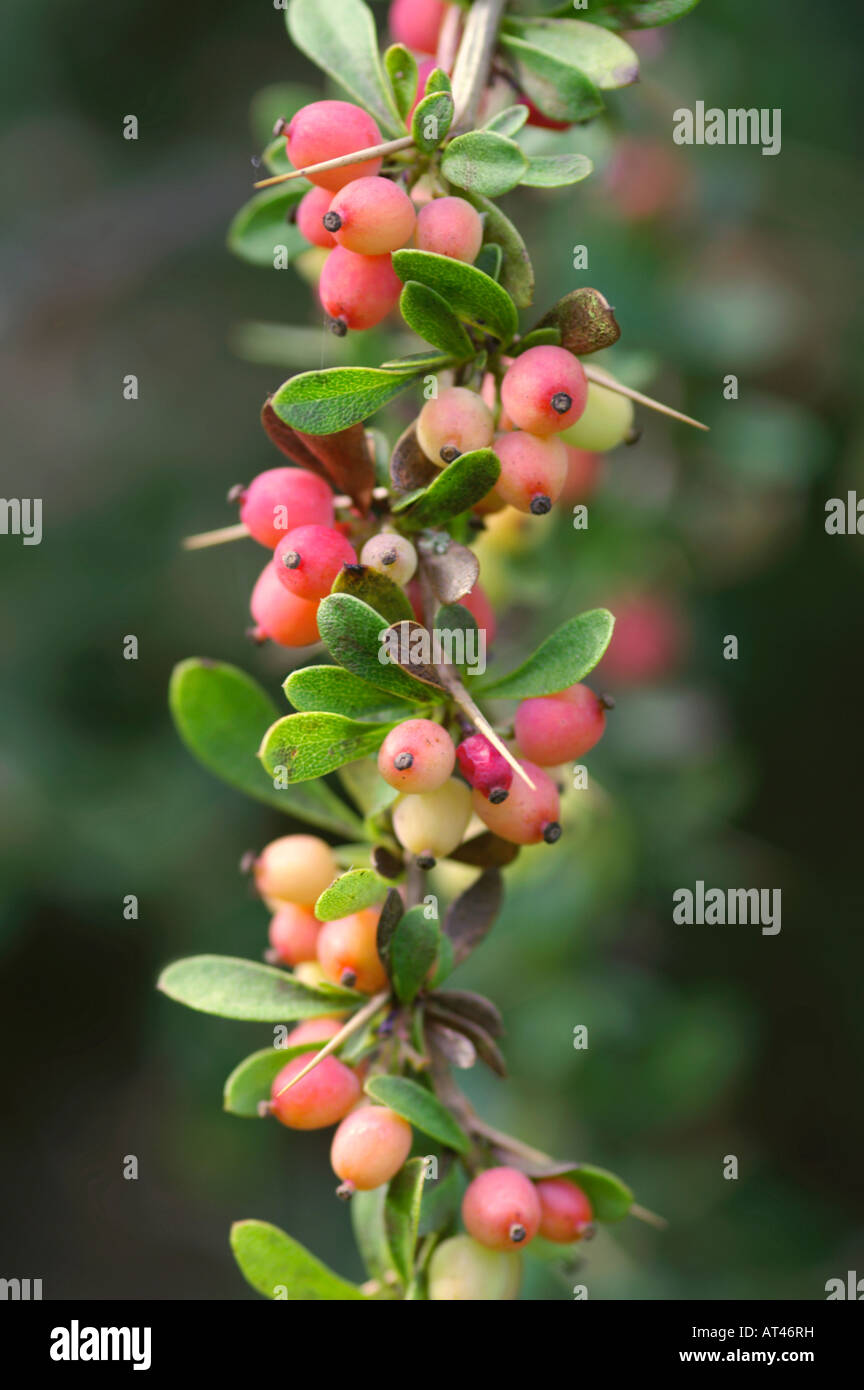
[384,620,447,691]
[426,1021,477,1070]
[534,288,621,357]
[422,538,480,605]
[261,398,375,513]
[426,1004,507,1078]
[442,867,502,965]
[427,987,504,1039]
[376,887,405,965]
[449,832,520,870]
[372,846,404,882]
[390,423,439,494]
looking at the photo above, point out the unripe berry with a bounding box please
[389,0,446,55]
[456,733,512,802]
[416,386,495,466]
[427,1235,521,1301]
[560,366,634,452]
[249,562,320,647]
[319,247,402,334]
[317,907,387,993]
[253,835,338,909]
[462,1167,541,1251]
[284,101,382,192]
[392,778,473,865]
[535,1179,594,1243]
[285,1016,343,1048]
[324,177,416,256]
[514,683,606,766]
[296,185,338,249]
[360,532,417,586]
[275,524,357,601]
[269,1052,360,1130]
[472,759,561,846]
[493,431,568,515]
[293,960,331,991]
[238,467,334,548]
[378,719,456,793]
[500,346,588,436]
[268,903,322,966]
[415,196,484,264]
[330,1105,413,1192]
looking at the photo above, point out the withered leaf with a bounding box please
[449,832,520,869]
[376,887,405,965]
[533,288,621,356]
[427,987,504,1039]
[390,422,439,493]
[442,867,502,965]
[426,1021,477,1070]
[261,398,375,513]
[422,538,480,605]
[384,620,447,691]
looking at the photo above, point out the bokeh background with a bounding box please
[1,0,862,1300]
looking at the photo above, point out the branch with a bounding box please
[450,0,508,133]
[271,990,389,1098]
[253,136,414,190]
[582,365,709,432]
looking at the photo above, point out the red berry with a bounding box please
[416,386,495,466]
[284,101,382,192]
[296,185,338,248]
[389,0,446,55]
[500,346,588,436]
[317,907,387,994]
[269,1052,360,1130]
[330,1105,413,1192]
[456,733,513,802]
[253,835,338,909]
[462,1167,541,1251]
[238,467,334,548]
[378,719,456,792]
[275,524,357,601]
[324,177,416,256]
[319,247,401,333]
[472,759,561,845]
[285,1017,343,1048]
[249,562,321,647]
[493,431,568,515]
[514,683,606,766]
[268,903,321,966]
[535,1179,594,1243]
[415,196,484,264]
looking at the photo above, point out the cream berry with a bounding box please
[253,835,338,909]
[268,1052,360,1130]
[456,733,512,802]
[535,1179,594,1243]
[317,907,387,993]
[415,196,484,264]
[416,386,494,466]
[360,532,418,586]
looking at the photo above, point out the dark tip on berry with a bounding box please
[239,850,256,875]
[488,787,509,804]
[394,751,414,770]
[468,516,486,531]
[282,550,301,569]
[439,445,461,464]
[272,116,289,138]
[340,968,358,988]
[416,853,436,871]
[509,1223,527,1245]
[322,211,342,232]
[551,391,572,415]
[625,425,643,447]
[343,562,364,576]
[336,1181,356,1201]
[600,692,616,710]
[542,820,562,844]
[530,495,552,515]
[246,625,268,645]
[329,316,348,337]
[381,548,397,566]
[581,1223,598,1242]
[257,1100,274,1118]
[227,483,245,505]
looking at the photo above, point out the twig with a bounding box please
[182,522,249,550]
[272,989,389,1097]
[450,0,508,133]
[582,365,709,432]
[629,1202,669,1230]
[436,4,463,72]
[253,136,415,189]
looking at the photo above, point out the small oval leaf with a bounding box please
[158,955,360,1021]
[231,1219,365,1300]
[441,131,528,198]
[364,1075,470,1154]
[475,608,615,699]
[315,868,390,921]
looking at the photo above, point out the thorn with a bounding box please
[239,850,256,875]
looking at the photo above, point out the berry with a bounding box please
[415,196,484,264]
[599,595,685,685]
[459,581,497,645]
[389,0,446,55]
[319,247,401,333]
[253,835,338,909]
[330,1105,413,1192]
[560,366,634,452]
[283,101,382,192]
[416,386,495,466]
[559,446,601,505]
[456,733,513,802]
[324,177,416,256]
[378,719,456,793]
[268,904,322,966]
[360,533,417,586]
[249,562,320,647]
[493,431,568,515]
[275,524,357,601]
[392,778,473,864]
[523,96,571,132]
[293,960,332,991]
[461,1167,541,1251]
[427,1235,521,1302]
[473,759,561,846]
[535,1179,594,1243]
[514,683,607,766]
[285,1017,343,1048]
[500,346,588,436]
[269,1053,360,1130]
[238,467,334,548]
[317,907,387,993]
[296,186,338,249]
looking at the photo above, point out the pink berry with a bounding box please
[559,446,601,504]
[238,467,334,548]
[296,185,338,249]
[285,1017,343,1048]
[269,1052,360,1130]
[462,1167,541,1251]
[472,759,561,845]
[378,718,456,792]
[415,196,484,264]
[283,101,382,192]
[275,524,357,601]
[324,177,416,256]
[458,581,497,646]
[598,595,685,685]
[330,1105,413,1192]
[319,247,402,333]
[253,835,338,909]
[493,431,568,515]
[317,908,387,994]
[268,903,322,966]
[416,386,494,466]
[514,683,607,766]
[456,734,512,803]
[389,0,446,55]
[249,562,321,647]
[500,346,588,436]
[535,1180,594,1244]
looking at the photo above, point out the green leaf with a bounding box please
[158,955,360,1021]
[332,563,416,625]
[392,250,518,342]
[317,593,437,702]
[502,18,639,91]
[272,366,420,435]
[260,135,292,175]
[411,91,455,154]
[441,131,528,198]
[259,711,395,783]
[521,153,593,188]
[227,186,307,267]
[285,665,416,721]
[566,1164,634,1223]
[338,759,400,820]
[384,1158,427,1286]
[595,0,702,26]
[463,192,534,310]
[399,282,475,360]
[379,349,456,373]
[393,448,500,531]
[384,43,417,122]
[364,1076,470,1154]
[474,243,502,281]
[287,0,402,135]
[424,67,451,96]
[315,868,389,921]
[224,1044,328,1117]
[497,35,603,124]
[389,905,440,1003]
[483,103,529,137]
[509,328,561,356]
[231,1220,365,1300]
[169,659,361,838]
[475,608,615,699]
[351,1186,397,1287]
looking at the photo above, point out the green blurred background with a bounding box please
[1,0,862,1299]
